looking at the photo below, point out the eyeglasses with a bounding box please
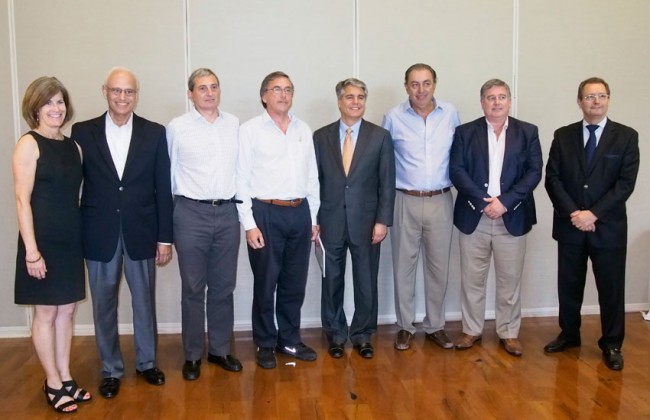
[583,93,609,102]
[266,86,294,95]
[106,87,138,97]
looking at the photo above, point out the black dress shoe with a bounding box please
[602,349,624,371]
[328,343,344,358]
[207,354,242,372]
[182,360,201,381]
[355,343,374,359]
[136,367,165,385]
[99,377,120,399]
[543,335,581,353]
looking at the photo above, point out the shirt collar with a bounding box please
[405,97,442,115]
[339,119,362,137]
[486,117,509,131]
[582,116,608,128]
[105,112,133,129]
[191,106,221,123]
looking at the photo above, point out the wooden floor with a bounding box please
[2,314,650,419]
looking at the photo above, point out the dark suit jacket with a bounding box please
[72,113,173,262]
[449,116,543,236]
[545,119,639,248]
[313,119,395,245]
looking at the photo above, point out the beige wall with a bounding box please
[1,0,648,337]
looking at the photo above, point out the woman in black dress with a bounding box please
[13,77,91,414]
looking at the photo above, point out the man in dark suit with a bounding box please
[72,67,173,398]
[544,77,639,371]
[449,79,542,357]
[313,78,395,359]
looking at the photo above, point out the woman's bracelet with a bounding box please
[26,254,42,264]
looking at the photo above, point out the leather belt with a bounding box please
[178,195,242,206]
[397,187,451,197]
[256,198,304,208]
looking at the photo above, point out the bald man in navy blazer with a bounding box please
[313,78,395,359]
[544,77,639,371]
[450,79,542,357]
[72,68,173,398]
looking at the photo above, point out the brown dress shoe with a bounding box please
[394,330,413,350]
[454,333,482,350]
[500,338,523,356]
[426,330,454,349]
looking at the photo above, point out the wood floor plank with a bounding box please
[1,313,649,419]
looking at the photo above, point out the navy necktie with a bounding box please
[585,124,598,165]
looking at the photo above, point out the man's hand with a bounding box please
[312,225,320,245]
[246,228,265,249]
[371,223,388,245]
[570,210,597,232]
[483,197,507,219]
[156,243,172,266]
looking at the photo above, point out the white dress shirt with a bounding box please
[166,107,239,199]
[236,110,320,230]
[487,118,508,198]
[105,112,133,179]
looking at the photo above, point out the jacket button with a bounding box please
[583,184,588,189]
[484,183,488,187]
[119,186,124,191]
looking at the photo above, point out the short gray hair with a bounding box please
[335,78,368,99]
[188,68,219,91]
[480,78,511,98]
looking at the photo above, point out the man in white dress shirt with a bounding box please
[236,71,320,369]
[166,68,243,381]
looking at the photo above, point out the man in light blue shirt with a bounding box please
[382,63,460,351]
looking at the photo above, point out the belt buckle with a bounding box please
[211,199,223,206]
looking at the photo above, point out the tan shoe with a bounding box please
[500,338,523,356]
[454,333,482,350]
[394,329,413,350]
[426,330,454,349]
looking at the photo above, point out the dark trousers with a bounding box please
[249,199,311,348]
[557,241,626,350]
[321,233,380,346]
[174,197,240,360]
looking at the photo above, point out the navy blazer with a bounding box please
[71,113,173,262]
[449,116,543,236]
[313,119,395,245]
[545,119,639,248]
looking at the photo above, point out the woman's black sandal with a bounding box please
[43,381,78,414]
[62,379,92,402]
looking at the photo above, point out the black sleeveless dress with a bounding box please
[14,131,85,305]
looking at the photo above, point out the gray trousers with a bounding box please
[458,214,526,339]
[174,197,240,360]
[391,190,453,334]
[87,233,157,378]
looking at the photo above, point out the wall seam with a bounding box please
[512,0,520,116]
[6,0,32,332]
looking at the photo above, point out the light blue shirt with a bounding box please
[382,98,460,190]
[339,119,362,152]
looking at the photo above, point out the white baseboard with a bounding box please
[1,303,648,339]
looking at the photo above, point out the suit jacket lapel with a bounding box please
[349,120,371,176]
[503,119,518,169]
[587,120,615,175]
[475,119,490,172]
[325,122,345,175]
[93,113,121,181]
[122,113,143,180]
